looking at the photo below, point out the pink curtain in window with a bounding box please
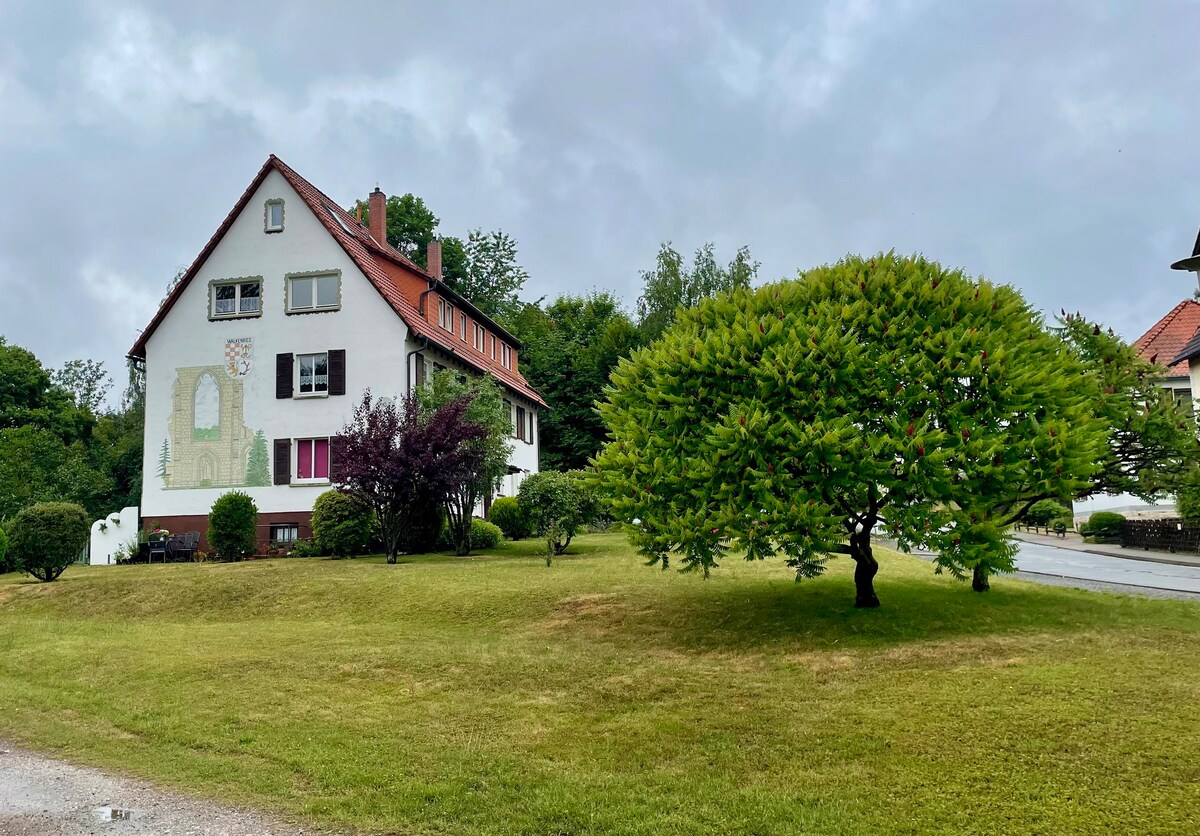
[314,439,329,479]
[297,440,312,479]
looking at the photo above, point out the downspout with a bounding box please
[405,335,431,395]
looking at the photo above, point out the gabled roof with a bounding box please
[128,155,545,407]
[1132,298,1200,376]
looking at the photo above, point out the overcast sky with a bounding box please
[3,1,1200,400]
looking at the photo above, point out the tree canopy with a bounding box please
[595,252,1108,607]
[636,242,759,342]
[354,192,439,267]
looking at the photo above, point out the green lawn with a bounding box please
[1,534,1197,835]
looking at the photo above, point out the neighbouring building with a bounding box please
[128,155,546,551]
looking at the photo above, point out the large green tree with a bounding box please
[0,337,91,442]
[443,228,529,324]
[513,293,641,471]
[636,242,759,343]
[595,253,1107,608]
[53,359,111,414]
[417,370,512,555]
[354,193,440,267]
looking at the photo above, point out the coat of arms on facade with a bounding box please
[224,337,253,378]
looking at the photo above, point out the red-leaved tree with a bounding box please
[336,390,487,563]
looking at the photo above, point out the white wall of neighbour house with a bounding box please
[88,506,140,565]
[141,169,411,520]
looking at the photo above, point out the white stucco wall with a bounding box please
[88,506,140,565]
[141,169,412,519]
[141,168,541,522]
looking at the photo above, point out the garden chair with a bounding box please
[1053,523,1067,538]
[176,531,200,561]
[147,532,170,562]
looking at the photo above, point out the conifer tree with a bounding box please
[244,430,269,487]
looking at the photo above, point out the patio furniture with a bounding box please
[174,531,200,561]
[147,533,170,562]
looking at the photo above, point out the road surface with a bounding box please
[1013,539,1200,596]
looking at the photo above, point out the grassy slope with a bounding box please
[0,534,1197,835]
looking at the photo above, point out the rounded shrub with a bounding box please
[489,496,531,540]
[289,538,322,558]
[207,491,258,561]
[438,517,503,551]
[518,470,596,562]
[311,490,376,558]
[8,502,89,582]
[1026,499,1071,529]
[1083,511,1125,541]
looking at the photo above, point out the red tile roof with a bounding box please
[128,155,545,407]
[1132,299,1200,377]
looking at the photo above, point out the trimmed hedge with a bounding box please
[207,491,258,561]
[489,496,531,540]
[311,490,376,558]
[438,518,503,552]
[8,502,89,582]
[1081,511,1125,540]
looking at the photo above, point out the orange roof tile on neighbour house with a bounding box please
[128,155,546,408]
[1132,298,1200,377]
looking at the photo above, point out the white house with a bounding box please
[128,155,545,551]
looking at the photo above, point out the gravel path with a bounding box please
[0,745,336,836]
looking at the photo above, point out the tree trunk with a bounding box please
[848,530,880,608]
[972,566,990,592]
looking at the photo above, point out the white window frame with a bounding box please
[264,199,285,233]
[438,298,454,332]
[459,312,467,341]
[296,351,330,398]
[209,277,263,320]
[473,323,485,352]
[501,344,512,369]
[293,437,332,484]
[490,335,496,360]
[285,271,341,314]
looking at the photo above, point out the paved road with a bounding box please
[0,745,326,836]
[1014,539,1200,595]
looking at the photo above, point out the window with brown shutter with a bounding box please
[329,435,347,482]
[273,438,291,485]
[276,353,294,399]
[415,353,426,387]
[516,406,527,442]
[328,349,346,395]
[527,411,535,445]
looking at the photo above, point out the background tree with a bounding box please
[417,371,511,555]
[511,293,641,470]
[354,193,439,267]
[636,242,759,343]
[336,390,487,563]
[8,501,89,582]
[443,228,529,324]
[0,337,91,442]
[53,359,111,414]
[596,253,1107,607]
[0,426,113,520]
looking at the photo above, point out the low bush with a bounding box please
[438,518,503,552]
[207,491,258,561]
[289,538,322,558]
[311,490,376,558]
[8,502,89,582]
[1026,499,1072,530]
[518,470,597,564]
[489,496,531,540]
[1082,511,1125,541]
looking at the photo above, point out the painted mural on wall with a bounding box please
[161,340,265,489]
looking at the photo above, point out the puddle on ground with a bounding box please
[93,806,135,822]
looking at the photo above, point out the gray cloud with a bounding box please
[3,0,1200,398]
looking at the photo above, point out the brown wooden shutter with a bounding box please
[273,438,291,485]
[328,349,346,396]
[329,435,347,483]
[275,353,293,399]
[415,354,426,387]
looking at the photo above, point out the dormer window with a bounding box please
[286,271,341,314]
[501,344,512,369]
[472,323,485,352]
[459,312,467,341]
[209,278,263,320]
[438,298,454,332]
[264,199,284,233]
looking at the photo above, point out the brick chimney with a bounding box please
[368,186,386,245]
[427,237,443,281]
